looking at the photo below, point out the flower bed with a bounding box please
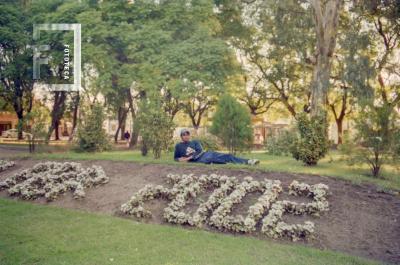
[0,160,15,172]
[260,180,330,241]
[121,173,237,225]
[209,177,282,233]
[163,174,237,226]
[241,179,282,232]
[191,176,237,228]
[0,161,108,201]
[120,184,170,218]
[121,174,330,241]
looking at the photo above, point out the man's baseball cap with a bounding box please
[180,128,190,136]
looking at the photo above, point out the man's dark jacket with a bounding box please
[173,140,204,161]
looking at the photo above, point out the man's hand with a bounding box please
[178,156,193,162]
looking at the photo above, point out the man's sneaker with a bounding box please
[247,159,260,166]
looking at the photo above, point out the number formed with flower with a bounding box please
[121,174,330,241]
[0,161,108,201]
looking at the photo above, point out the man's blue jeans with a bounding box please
[193,151,248,164]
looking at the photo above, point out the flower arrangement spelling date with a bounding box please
[0,161,108,201]
[121,174,330,241]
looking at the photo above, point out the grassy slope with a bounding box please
[0,198,380,265]
[17,150,400,191]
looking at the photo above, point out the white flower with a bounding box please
[121,174,330,241]
[0,160,16,174]
[261,180,329,240]
[1,161,108,201]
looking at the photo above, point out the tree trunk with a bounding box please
[127,89,139,148]
[130,122,140,147]
[310,0,341,117]
[336,117,343,145]
[114,127,121,143]
[28,135,36,153]
[372,166,380,178]
[141,140,148,156]
[120,109,128,141]
[310,55,331,116]
[68,92,80,142]
[114,107,124,143]
[188,113,201,136]
[46,91,67,143]
[193,126,199,136]
[371,150,381,177]
[12,81,25,140]
[54,120,60,140]
[329,86,349,146]
[16,110,24,140]
[2,76,34,140]
[120,120,126,141]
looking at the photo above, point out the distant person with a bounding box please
[174,128,259,165]
[124,131,131,147]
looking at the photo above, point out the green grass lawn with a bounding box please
[13,149,400,191]
[0,198,381,265]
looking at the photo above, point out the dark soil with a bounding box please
[0,157,399,264]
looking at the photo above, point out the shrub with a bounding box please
[265,129,297,156]
[193,135,220,151]
[339,104,400,177]
[290,112,329,166]
[25,106,49,153]
[136,101,176,159]
[210,94,253,154]
[76,104,111,152]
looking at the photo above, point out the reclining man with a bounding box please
[174,128,260,165]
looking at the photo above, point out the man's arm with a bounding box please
[178,156,192,162]
[194,140,203,152]
[191,140,204,159]
[173,143,180,161]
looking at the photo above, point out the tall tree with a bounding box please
[240,72,277,116]
[327,8,372,144]
[309,0,342,116]
[216,0,315,119]
[0,1,35,139]
[28,0,90,141]
[338,0,400,176]
[351,1,400,115]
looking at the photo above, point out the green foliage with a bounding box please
[25,106,49,153]
[210,94,253,154]
[193,135,221,151]
[339,104,400,177]
[0,1,36,139]
[290,113,329,166]
[76,104,111,152]
[136,100,176,159]
[394,130,400,157]
[0,98,13,112]
[265,129,297,156]
[216,0,315,118]
[73,0,235,139]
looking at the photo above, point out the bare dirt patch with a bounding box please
[0,157,399,264]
